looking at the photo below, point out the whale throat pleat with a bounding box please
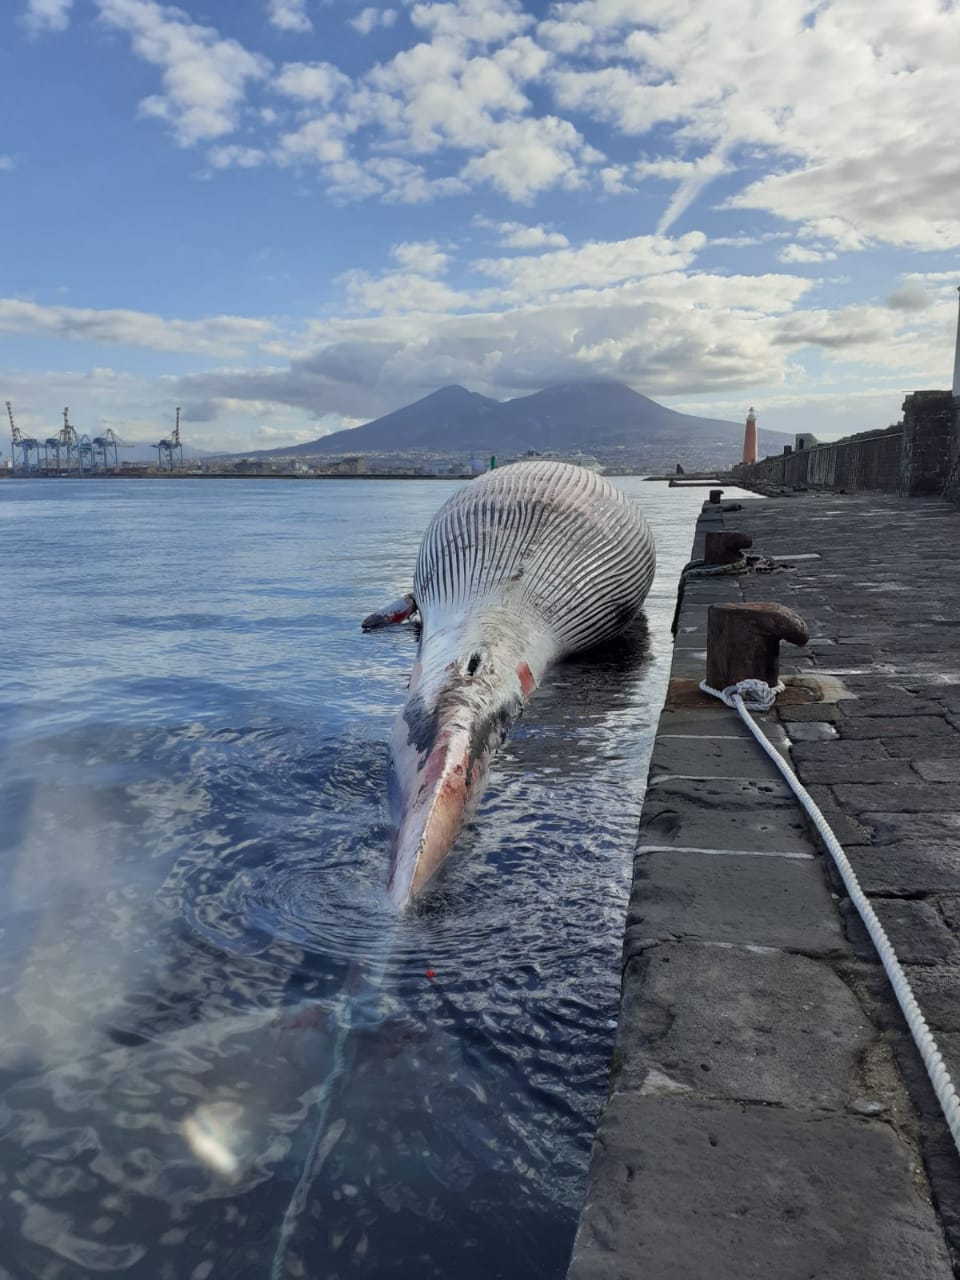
[414,461,656,653]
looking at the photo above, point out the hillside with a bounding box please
[251,380,789,460]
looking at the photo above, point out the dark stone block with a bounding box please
[842,716,957,739]
[791,739,889,764]
[838,697,944,718]
[617,944,873,1108]
[794,760,917,786]
[624,850,844,958]
[868,899,960,966]
[808,808,874,847]
[841,844,960,896]
[779,703,841,723]
[833,784,958,813]
[567,1097,951,1280]
[861,812,960,846]
[886,740,960,760]
[913,760,959,782]
[638,776,815,854]
[649,734,785,781]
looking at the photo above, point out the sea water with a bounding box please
[0,476,748,1279]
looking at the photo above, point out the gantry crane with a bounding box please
[92,427,129,472]
[44,428,63,471]
[6,400,41,474]
[78,433,96,473]
[155,406,184,471]
[59,408,82,474]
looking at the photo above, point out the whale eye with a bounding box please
[467,652,482,676]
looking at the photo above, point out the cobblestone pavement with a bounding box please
[567,490,960,1280]
[730,491,960,1262]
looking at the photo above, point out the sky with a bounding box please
[2,0,959,454]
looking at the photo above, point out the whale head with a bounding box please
[386,605,552,908]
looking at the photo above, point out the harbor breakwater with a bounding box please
[733,389,960,501]
[567,490,960,1279]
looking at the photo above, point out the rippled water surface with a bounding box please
[0,476,741,1279]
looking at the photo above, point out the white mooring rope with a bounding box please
[700,677,960,1156]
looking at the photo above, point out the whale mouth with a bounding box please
[386,734,479,907]
[386,690,518,908]
[386,615,545,909]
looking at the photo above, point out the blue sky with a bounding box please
[2,0,959,453]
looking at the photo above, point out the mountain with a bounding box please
[249,380,790,460]
[259,385,501,458]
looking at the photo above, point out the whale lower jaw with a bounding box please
[386,607,555,908]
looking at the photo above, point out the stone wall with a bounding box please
[900,390,955,496]
[943,398,960,502]
[733,388,960,499]
[732,427,902,494]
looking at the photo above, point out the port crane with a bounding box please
[155,407,184,471]
[7,400,41,474]
[59,408,83,474]
[78,433,96,473]
[92,427,129,472]
[44,426,64,471]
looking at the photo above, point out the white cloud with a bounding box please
[341,270,471,315]
[0,156,15,171]
[267,0,312,32]
[208,144,267,169]
[0,298,274,356]
[97,0,270,146]
[259,9,570,199]
[22,0,73,34]
[349,7,398,34]
[250,422,319,446]
[275,61,351,104]
[364,39,534,153]
[459,115,598,200]
[547,0,960,249]
[338,157,469,203]
[278,116,351,166]
[409,0,533,47]
[473,231,706,298]
[171,264,824,423]
[535,17,592,53]
[390,240,450,275]
[479,220,570,249]
[778,244,838,264]
[338,240,463,313]
[772,304,901,353]
[269,28,584,201]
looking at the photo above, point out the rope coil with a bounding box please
[699,677,960,1156]
[672,554,780,635]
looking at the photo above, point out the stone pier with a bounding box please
[567,491,960,1279]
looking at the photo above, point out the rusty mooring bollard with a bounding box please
[708,489,723,504]
[706,602,809,690]
[704,530,753,565]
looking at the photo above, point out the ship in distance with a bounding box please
[501,447,604,473]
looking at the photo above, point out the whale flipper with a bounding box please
[361,593,418,631]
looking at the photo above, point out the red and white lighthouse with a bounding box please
[742,406,758,464]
